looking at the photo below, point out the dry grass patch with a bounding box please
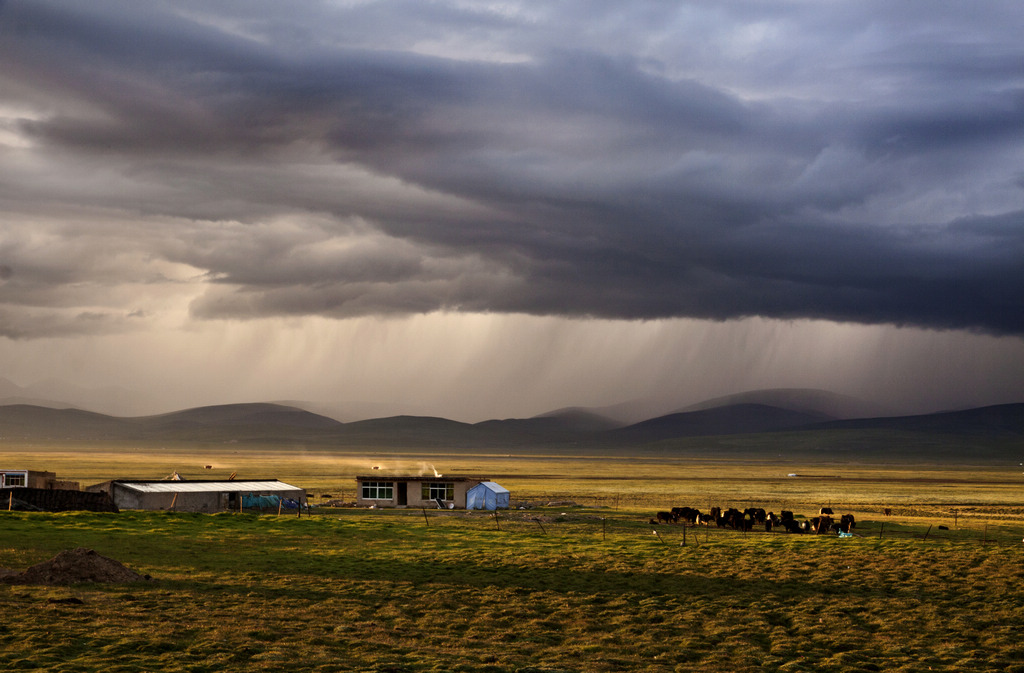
[3,508,1019,671]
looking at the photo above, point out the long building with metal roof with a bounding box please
[86,479,306,513]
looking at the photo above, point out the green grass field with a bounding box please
[1,444,1023,671]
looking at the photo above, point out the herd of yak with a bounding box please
[650,506,856,535]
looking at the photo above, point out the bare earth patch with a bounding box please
[0,547,151,585]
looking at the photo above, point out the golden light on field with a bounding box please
[5,444,1022,523]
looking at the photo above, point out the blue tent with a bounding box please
[465,481,510,510]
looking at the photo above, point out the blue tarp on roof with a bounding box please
[466,481,510,510]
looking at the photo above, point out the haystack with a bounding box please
[1,547,151,585]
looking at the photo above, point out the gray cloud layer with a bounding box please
[2,0,1023,338]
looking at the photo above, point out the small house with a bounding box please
[0,469,79,491]
[86,479,306,513]
[355,475,509,509]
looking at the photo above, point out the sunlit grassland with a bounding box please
[4,440,1023,520]
[2,440,1023,670]
[1,507,1023,673]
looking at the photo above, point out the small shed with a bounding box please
[86,479,306,513]
[466,481,510,510]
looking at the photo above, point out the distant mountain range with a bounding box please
[2,390,1022,461]
[0,377,906,424]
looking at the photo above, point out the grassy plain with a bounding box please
[4,440,1023,517]
[1,442,1023,671]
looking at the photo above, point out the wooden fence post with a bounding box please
[421,507,430,526]
[493,511,500,531]
[681,523,687,546]
[170,492,178,512]
[7,490,12,511]
[533,518,547,535]
[924,525,932,541]
[879,523,884,539]
[602,517,606,542]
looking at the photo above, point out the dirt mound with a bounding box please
[1,547,151,585]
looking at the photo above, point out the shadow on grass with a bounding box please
[149,553,899,606]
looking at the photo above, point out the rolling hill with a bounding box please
[677,388,898,420]
[605,403,835,444]
[806,403,1024,436]
[1,398,1022,461]
[0,403,343,443]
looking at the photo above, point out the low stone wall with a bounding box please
[4,487,119,513]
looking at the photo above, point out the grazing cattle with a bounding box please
[744,507,767,524]
[938,525,949,530]
[656,511,677,524]
[814,515,833,534]
[697,513,715,526]
[709,506,722,519]
[839,514,856,532]
[720,508,744,529]
[765,512,780,532]
[819,506,834,516]
[884,508,892,516]
[780,510,794,522]
[782,519,803,534]
[671,507,700,524]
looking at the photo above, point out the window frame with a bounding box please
[361,481,394,500]
[1,472,26,487]
[421,482,455,502]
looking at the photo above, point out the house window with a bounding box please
[361,481,393,500]
[2,473,25,487]
[422,482,454,502]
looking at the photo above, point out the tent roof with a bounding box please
[471,481,509,494]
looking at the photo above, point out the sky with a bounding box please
[1,0,1023,422]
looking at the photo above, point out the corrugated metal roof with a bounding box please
[115,480,302,493]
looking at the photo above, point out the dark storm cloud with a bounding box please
[2,0,1024,335]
